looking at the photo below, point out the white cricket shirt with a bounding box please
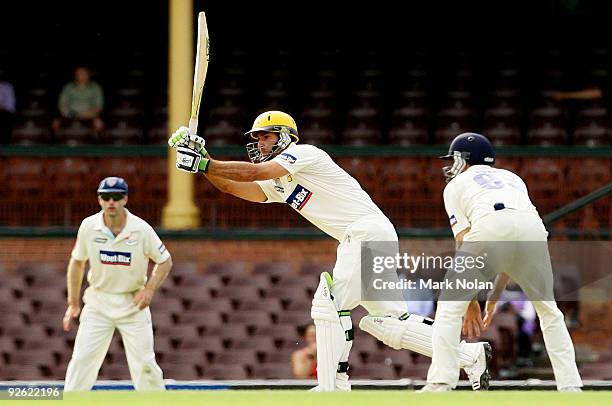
[443,165,540,237]
[256,143,386,241]
[71,209,170,317]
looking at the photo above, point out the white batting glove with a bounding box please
[168,126,206,153]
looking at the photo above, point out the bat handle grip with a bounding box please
[188,118,198,135]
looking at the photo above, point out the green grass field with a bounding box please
[17,390,612,406]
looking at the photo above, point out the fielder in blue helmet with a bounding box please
[97,177,129,195]
[439,132,496,182]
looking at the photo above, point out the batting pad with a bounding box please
[359,314,479,368]
[311,273,352,391]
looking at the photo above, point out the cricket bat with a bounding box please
[189,11,210,135]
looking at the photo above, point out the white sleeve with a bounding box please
[271,145,320,175]
[443,181,470,237]
[144,224,171,264]
[254,180,284,203]
[71,220,89,261]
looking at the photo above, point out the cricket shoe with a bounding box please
[464,342,492,390]
[418,383,452,392]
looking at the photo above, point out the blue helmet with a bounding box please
[440,132,495,182]
[97,177,128,194]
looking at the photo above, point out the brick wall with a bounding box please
[0,238,339,272]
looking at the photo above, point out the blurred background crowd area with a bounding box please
[1,42,610,147]
[0,1,610,147]
[1,253,610,382]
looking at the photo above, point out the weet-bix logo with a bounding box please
[100,250,132,266]
[279,153,297,164]
[286,184,312,211]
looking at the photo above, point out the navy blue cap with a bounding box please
[97,177,128,194]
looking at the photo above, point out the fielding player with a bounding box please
[63,177,172,391]
[421,132,583,392]
[168,111,491,391]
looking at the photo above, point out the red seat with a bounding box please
[205,262,249,280]
[277,310,313,327]
[154,324,200,339]
[226,310,273,327]
[252,261,293,278]
[252,324,300,343]
[177,336,225,354]
[342,123,383,145]
[211,349,258,367]
[299,262,334,276]
[231,336,276,352]
[573,120,611,147]
[526,122,568,146]
[99,364,132,380]
[163,364,201,380]
[171,262,199,276]
[11,119,51,144]
[160,349,205,368]
[202,365,248,380]
[187,297,234,313]
[389,120,429,145]
[434,120,473,145]
[263,348,295,364]
[483,121,522,146]
[251,362,294,379]
[0,365,44,380]
[226,274,271,291]
[178,309,224,326]
[215,285,262,302]
[300,120,337,144]
[521,158,564,214]
[201,324,248,341]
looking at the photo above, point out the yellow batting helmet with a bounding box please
[244,111,300,163]
[244,111,299,142]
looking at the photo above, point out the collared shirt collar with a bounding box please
[93,209,137,241]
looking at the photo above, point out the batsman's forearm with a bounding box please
[205,173,231,193]
[145,257,172,291]
[489,272,510,302]
[66,258,86,305]
[207,159,259,182]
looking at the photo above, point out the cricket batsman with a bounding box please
[63,177,173,391]
[421,132,583,392]
[168,111,491,391]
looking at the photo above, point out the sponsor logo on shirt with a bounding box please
[159,243,167,254]
[100,250,132,266]
[273,178,285,193]
[125,234,138,245]
[286,184,312,211]
[94,237,108,244]
[449,215,458,227]
[279,153,297,164]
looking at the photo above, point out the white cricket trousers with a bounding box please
[331,214,406,316]
[64,304,165,391]
[428,211,583,389]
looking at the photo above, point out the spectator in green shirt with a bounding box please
[52,66,104,137]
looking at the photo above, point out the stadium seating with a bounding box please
[0,258,611,381]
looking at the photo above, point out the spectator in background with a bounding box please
[52,65,104,137]
[291,324,317,379]
[0,68,16,144]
